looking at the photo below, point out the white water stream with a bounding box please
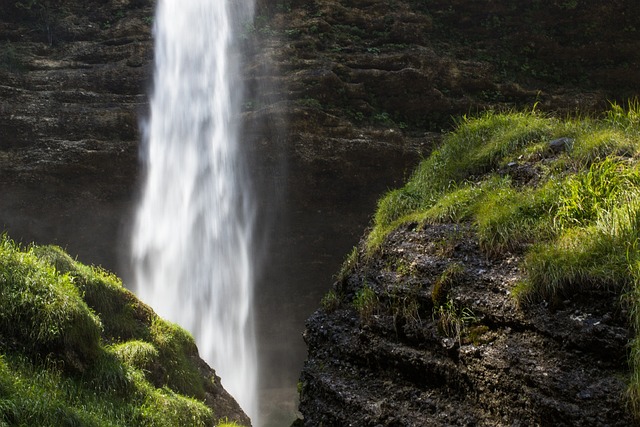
[131,0,258,424]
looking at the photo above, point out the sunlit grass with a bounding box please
[0,235,220,426]
[364,101,640,416]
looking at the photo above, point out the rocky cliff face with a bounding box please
[0,0,152,266]
[2,0,640,424]
[298,224,633,425]
[285,0,640,424]
[244,3,640,415]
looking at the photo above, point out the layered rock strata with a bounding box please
[299,224,633,425]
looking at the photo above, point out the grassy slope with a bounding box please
[363,101,640,416]
[0,238,241,427]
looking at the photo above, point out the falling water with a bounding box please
[131,0,258,424]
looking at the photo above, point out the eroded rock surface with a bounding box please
[2,0,640,424]
[299,224,634,425]
[0,0,153,265]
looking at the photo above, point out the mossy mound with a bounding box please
[0,237,244,427]
[363,101,640,417]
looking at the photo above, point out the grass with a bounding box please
[353,283,378,323]
[431,263,465,307]
[320,289,341,312]
[0,236,244,426]
[366,109,560,251]
[363,100,640,417]
[0,238,102,369]
[336,246,359,283]
[433,300,476,342]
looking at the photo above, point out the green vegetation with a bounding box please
[0,236,234,426]
[386,284,422,329]
[336,246,359,283]
[433,300,476,342]
[431,263,465,307]
[365,101,640,416]
[353,283,378,323]
[320,289,341,312]
[218,420,244,427]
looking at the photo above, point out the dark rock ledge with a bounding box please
[298,224,634,426]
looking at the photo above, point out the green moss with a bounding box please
[34,245,154,343]
[431,263,465,307]
[0,238,102,368]
[465,325,492,346]
[365,102,640,416]
[0,235,221,426]
[148,318,206,399]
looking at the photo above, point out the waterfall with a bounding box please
[131,0,258,424]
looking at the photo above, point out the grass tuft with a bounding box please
[364,102,640,416]
[336,246,359,282]
[0,238,102,369]
[432,263,465,307]
[111,340,159,373]
[353,283,378,323]
[34,244,155,343]
[0,235,222,426]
